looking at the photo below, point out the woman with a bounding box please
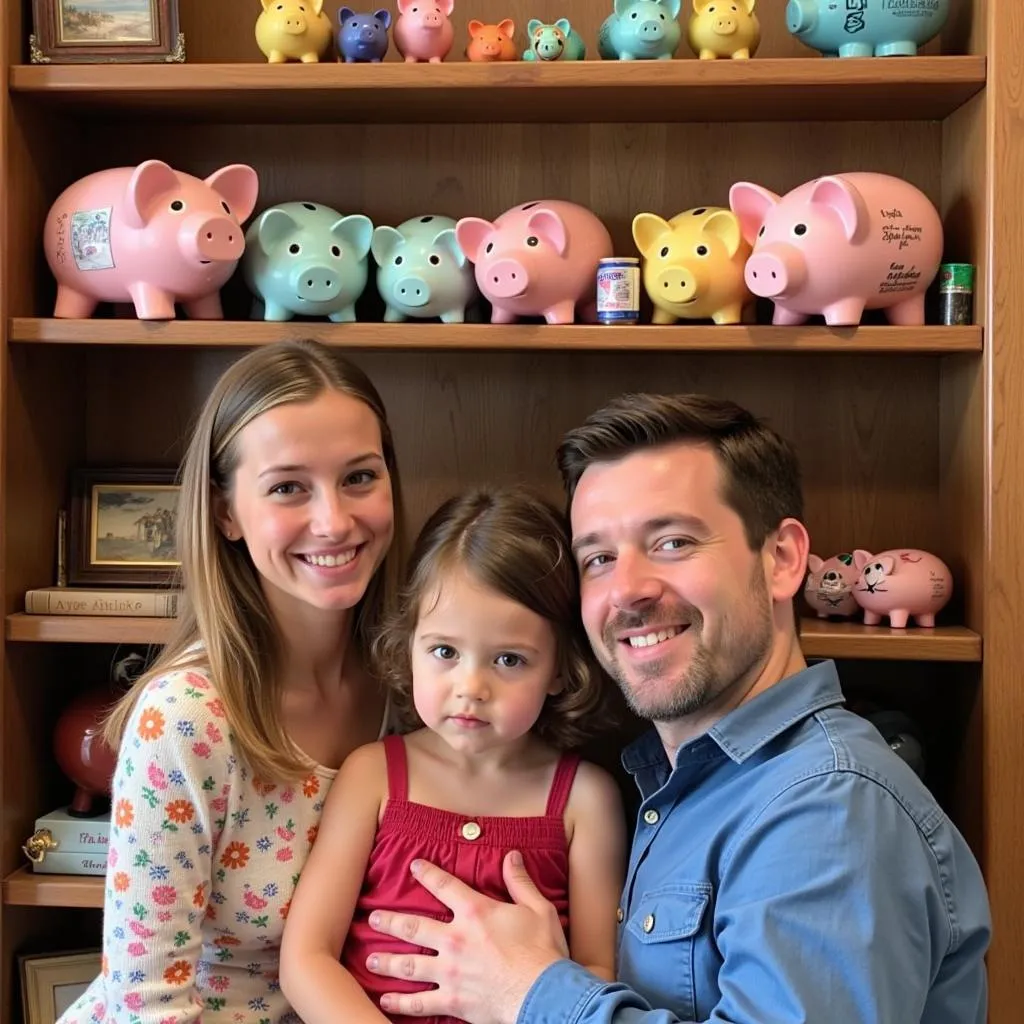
[58,338,405,1024]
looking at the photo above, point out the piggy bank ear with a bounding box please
[371,226,404,265]
[455,217,495,263]
[439,0,454,16]
[527,209,567,255]
[701,210,743,258]
[311,0,325,15]
[631,212,671,255]
[339,7,355,23]
[498,19,515,38]
[125,160,179,228]
[205,165,259,224]
[807,554,824,573]
[742,0,757,13]
[878,556,896,575]
[728,182,780,246]
[260,0,271,9]
[809,176,864,242]
[660,0,682,19]
[432,228,466,268]
[555,18,572,34]
[613,0,633,17]
[256,208,299,256]
[468,19,483,34]
[528,19,543,34]
[852,549,874,571]
[332,215,373,261]
[397,0,413,13]
[374,9,391,28]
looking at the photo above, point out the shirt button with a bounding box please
[616,907,624,923]
[644,809,660,825]
[461,821,481,840]
[643,914,655,933]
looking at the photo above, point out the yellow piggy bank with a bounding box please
[632,207,753,325]
[687,0,760,60]
[256,0,334,63]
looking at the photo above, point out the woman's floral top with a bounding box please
[58,666,385,1024]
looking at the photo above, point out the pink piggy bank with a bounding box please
[456,199,613,324]
[729,172,943,327]
[804,552,859,618]
[851,548,953,628]
[44,160,259,321]
[394,0,454,62]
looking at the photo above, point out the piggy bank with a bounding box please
[804,552,859,618]
[242,201,373,322]
[729,172,943,327]
[338,8,391,62]
[371,215,477,323]
[632,206,753,325]
[394,0,454,62]
[467,20,518,61]
[598,0,682,60]
[523,19,587,60]
[44,160,259,320]
[255,0,334,63]
[687,0,760,60]
[456,200,613,324]
[787,0,949,58]
[851,548,953,628]
[53,688,119,818]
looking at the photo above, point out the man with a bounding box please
[365,393,991,1024]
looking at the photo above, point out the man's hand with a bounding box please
[366,851,568,1024]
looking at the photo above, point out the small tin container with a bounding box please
[937,263,974,325]
[597,257,640,324]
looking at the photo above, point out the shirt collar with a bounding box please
[622,659,845,774]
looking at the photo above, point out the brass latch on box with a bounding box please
[22,828,59,864]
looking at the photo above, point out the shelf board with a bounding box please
[5,613,981,660]
[3,866,103,909]
[8,319,983,353]
[8,57,986,124]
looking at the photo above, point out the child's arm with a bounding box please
[279,742,391,1024]
[565,761,628,982]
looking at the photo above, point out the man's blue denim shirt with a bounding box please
[521,660,991,1024]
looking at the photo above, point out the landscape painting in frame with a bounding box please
[30,0,182,63]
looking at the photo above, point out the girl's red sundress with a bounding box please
[341,733,581,1024]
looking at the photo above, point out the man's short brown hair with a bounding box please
[556,393,804,550]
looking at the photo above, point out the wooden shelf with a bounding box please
[8,319,983,353]
[5,612,981,660]
[8,57,986,124]
[3,866,103,909]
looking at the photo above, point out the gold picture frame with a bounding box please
[20,950,101,1024]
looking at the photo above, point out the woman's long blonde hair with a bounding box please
[103,339,405,782]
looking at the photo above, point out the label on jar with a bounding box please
[597,259,640,324]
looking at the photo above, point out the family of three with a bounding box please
[58,338,991,1024]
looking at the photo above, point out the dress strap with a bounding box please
[545,752,581,818]
[382,734,409,803]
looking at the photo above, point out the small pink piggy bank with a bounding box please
[44,160,259,320]
[729,172,943,327]
[394,0,454,62]
[456,199,613,324]
[851,548,953,628]
[804,552,859,618]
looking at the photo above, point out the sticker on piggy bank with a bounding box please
[851,548,953,628]
[804,552,859,618]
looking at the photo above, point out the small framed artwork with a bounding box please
[20,949,101,1024]
[29,0,185,64]
[69,466,181,587]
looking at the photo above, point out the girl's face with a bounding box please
[217,389,395,618]
[410,565,562,756]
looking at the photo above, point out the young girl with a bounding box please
[280,486,627,1024]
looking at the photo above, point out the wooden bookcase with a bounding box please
[1,0,1021,1021]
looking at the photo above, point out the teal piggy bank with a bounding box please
[242,201,373,322]
[787,0,950,58]
[523,19,587,61]
[598,0,682,60]
[371,215,477,323]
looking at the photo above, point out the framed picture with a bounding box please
[69,466,181,586]
[20,950,101,1024]
[29,0,185,64]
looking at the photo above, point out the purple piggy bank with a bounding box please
[338,7,391,62]
[804,552,859,618]
[455,199,613,324]
[851,548,953,628]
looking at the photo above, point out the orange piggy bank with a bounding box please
[466,19,518,61]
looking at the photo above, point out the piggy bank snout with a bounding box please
[421,10,444,28]
[786,0,816,34]
[275,14,309,36]
[745,249,802,299]
[395,275,431,307]
[655,266,698,304]
[640,19,665,40]
[189,216,244,263]
[537,38,563,58]
[295,264,343,302]
[711,16,738,35]
[483,258,529,298]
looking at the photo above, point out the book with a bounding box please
[30,851,108,876]
[24,587,179,617]
[23,807,111,875]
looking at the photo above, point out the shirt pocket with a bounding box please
[621,882,712,1020]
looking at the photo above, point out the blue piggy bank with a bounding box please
[787,0,949,58]
[371,215,476,323]
[598,0,682,61]
[338,7,391,63]
[242,201,373,322]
